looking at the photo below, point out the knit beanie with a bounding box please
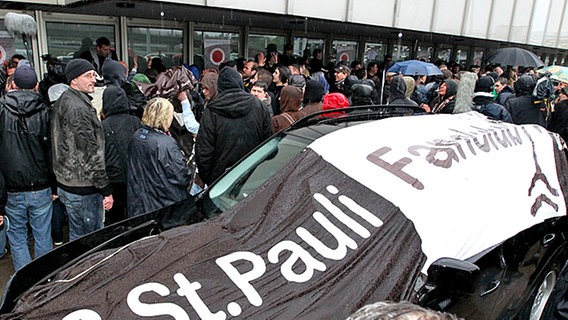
[474,76,494,93]
[13,60,37,89]
[65,58,95,83]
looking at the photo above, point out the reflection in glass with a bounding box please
[45,22,115,64]
[364,43,385,65]
[128,27,183,72]
[333,40,358,63]
[248,34,285,59]
[294,37,324,61]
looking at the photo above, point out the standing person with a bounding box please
[431,79,458,114]
[495,76,515,106]
[196,67,272,186]
[241,60,258,92]
[505,74,547,127]
[251,80,273,117]
[52,59,114,241]
[547,86,568,142]
[0,60,53,271]
[301,79,325,116]
[271,86,304,133]
[330,65,351,97]
[102,86,141,224]
[127,98,193,217]
[309,48,324,74]
[471,76,513,122]
[79,36,118,78]
[270,66,290,116]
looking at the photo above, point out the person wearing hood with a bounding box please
[322,92,350,118]
[301,79,325,116]
[196,67,272,187]
[431,79,458,113]
[102,86,141,224]
[272,86,304,133]
[91,58,129,120]
[471,76,512,122]
[505,74,547,127]
[0,60,53,271]
[388,76,418,107]
[351,81,375,106]
[129,73,151,119]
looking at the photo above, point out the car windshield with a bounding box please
[207,123,347,213]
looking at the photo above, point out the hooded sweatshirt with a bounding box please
[505,75,547,127]
[102,86,141,183]
[0,90,52,191]
[432,79,458,113]
[388,76,418,107]
[271,86,304,133]
[196,67,272,185]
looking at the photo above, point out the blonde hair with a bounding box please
[142,97,174,131]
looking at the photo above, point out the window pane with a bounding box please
[455,48,468,66]
[45,22,115,64]
[332,40,358,63]
[248,34,285,59]
[473,49,484,66]
[0,22,29,63]
[127,27,183,72]
[437,47,452,63]
[364,42,386,65]
[393,45,411,61]
[193,31,239,71]
[415,46,433,62]
[293,37,324,62]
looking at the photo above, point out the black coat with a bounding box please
[548,100,568,142]
[0,90,52,192]
[127,127,192,217]
[505,95,547,128]
[196,67,272,185]
[102,86,141,184]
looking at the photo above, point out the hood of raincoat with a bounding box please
[102,58,127,86]
[389,76,407,102]
[515,74,536,96]
[443,79,458,99]
[217,67,244,92]
[102,86,130,117]
[201,72,219,101]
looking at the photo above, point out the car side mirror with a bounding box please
[427,257,480,294]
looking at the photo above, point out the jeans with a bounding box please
[58,188,103,241]
[5,188,53,271]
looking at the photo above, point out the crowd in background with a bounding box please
[0,36,567,276]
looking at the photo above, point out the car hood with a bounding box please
[3,111,567,320]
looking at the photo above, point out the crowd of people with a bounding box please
[0,36,566,277]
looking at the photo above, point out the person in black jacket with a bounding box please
[548,87,568,142]
[102,86,141,224]
[196,66,272,186]
[505,74,547,127]
[0,60,53,271]
[127,97,192,217]
[388,76,418,107]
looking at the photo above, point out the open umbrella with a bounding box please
[485,47,544,68]
[538,65,568,83]
[387,60,443,76]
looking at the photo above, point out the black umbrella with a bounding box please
[485,47,544,68]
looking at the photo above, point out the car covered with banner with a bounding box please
[1,107,568,320]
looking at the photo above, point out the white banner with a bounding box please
[309,112,566,272]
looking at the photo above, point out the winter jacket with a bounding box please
[472,93,513,123]
[388,76,418,107]
[272,86,304,133]
[0,90,52,192]
[547,100,568,142]
[127,127,192,217]
[52,87,111,196]
[102,86,141,184]
[196,67,272,185]
[431,79,458,114]
[497,85,515,107]
[505,76,547,128]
